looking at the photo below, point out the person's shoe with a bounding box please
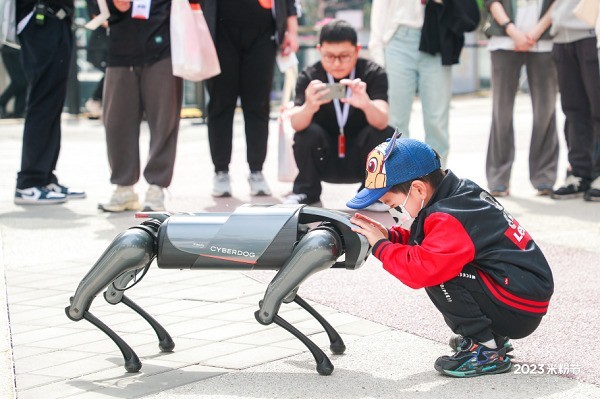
[490,186,509,197]
[435,337,512,378]
[212,172,231,197]
[449,335,513,355]
[551,175,590,200]
[584,176,600,202]
[14,186,67,205]
[364,201,389,212]
[98,185,140,212]
[46,183,86,199]
[536,184,553,197]
[283,193,322,207]
[143,185,165,211]
[85,98,102,119]
[248,171,272,196]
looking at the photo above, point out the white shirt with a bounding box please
[488,0,553,52]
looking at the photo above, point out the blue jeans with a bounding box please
[384,26,452,164]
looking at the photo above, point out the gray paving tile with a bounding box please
[15,372,65,391]
[15,349,93,374]
[202,345,303,369]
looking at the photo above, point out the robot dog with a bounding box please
[65,204,370,375]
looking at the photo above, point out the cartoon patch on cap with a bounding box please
[364,129,401,189]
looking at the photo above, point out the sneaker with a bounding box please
[536,184,553,197]
[283,193,322,207]
[364,201,389,212]
[212,172,231,197]
[490,186,509,197]
[435,337,512,378]
[46,183,86,199]
[143,185,165,211]
[98,185,140,212]
[584,176,600,202]
[14,186,67,205]
[248,171,272,196]
[85,98,102,119]
[449,335,513,355]
[551,175,590,200]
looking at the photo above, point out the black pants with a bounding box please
[0,46,27,116]
[205,23,276,173]
[425,266,543,345]
[552,38,600,181]
[292,123,394,201]
[17,16,73,189]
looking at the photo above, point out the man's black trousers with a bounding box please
[17,16,72,189]
[292,122,394,201]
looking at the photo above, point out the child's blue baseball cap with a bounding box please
[346,132,441,209]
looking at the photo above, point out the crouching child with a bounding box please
[347,132,554,378]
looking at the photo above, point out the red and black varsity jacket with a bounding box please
[372,170,554,316]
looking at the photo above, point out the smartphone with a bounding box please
[320,83,346,100]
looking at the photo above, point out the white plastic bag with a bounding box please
[278,66,299,182]
[170,0,220,81]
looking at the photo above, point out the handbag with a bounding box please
[277,66,299,182]
[170,0,220,81]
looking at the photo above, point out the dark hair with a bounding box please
[389,150,445,194]
[319,19,358,46]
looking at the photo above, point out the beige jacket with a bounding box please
[574,0,600,45]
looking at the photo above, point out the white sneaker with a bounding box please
[85,99,102,119]
[14,186,67,205]
[364,201,389,212]
[46,183,86,199]
[212,172,232,197]
[143,185,165,211]
[98,185,140,212]
[283,193,322,207]
[248,171,272,196]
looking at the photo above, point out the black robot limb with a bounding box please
[65,205,371,375]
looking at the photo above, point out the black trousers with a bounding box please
[552,38,600,181]
[0,46,27,116]
[425,266,543,345]
[292,123,394,201]
[17,16,73,189]
[205,23,276,173]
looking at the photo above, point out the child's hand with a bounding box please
[350,213,388,246]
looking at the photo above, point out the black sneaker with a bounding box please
[435,337,512,377]
[283,193,322,207]
[46,183,87,199]
[551,175,590,199]
[584,177,600,202]
[14,186,67,205]
[449,335,514,355]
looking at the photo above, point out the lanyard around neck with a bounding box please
[326,68,355,136]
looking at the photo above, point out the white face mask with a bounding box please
[387,185,424,230]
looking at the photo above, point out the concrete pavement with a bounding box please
[0,93,599,398]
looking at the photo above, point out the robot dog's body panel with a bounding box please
[66,204,370,375]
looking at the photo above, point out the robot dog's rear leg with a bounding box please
[255,226,342,375]
[65,225,158,372]
[104,274,175,352]
[293,295,346,355]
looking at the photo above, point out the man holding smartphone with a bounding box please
[286,19,394,210]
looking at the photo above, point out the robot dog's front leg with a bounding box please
[255,225,343,375]
[65,224,157,372]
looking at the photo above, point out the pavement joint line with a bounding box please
[0,231,17,399]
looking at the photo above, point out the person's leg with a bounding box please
[102,66,143,186]
[140,57,183,188]
[486,50,522,192]
[384,27,419,135]
[206,24,241,173]
[239,27,276,173]
[16,17,72,189]
[524,51,559,191]
[417,51,452,164]
[291,123,333,202]
[552,41,594,183]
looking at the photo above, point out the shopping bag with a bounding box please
[278,66,299,182]
[170,0,221,81]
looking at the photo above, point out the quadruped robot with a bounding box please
[65,204,371,375]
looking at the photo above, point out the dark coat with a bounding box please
[419,0,481,66]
